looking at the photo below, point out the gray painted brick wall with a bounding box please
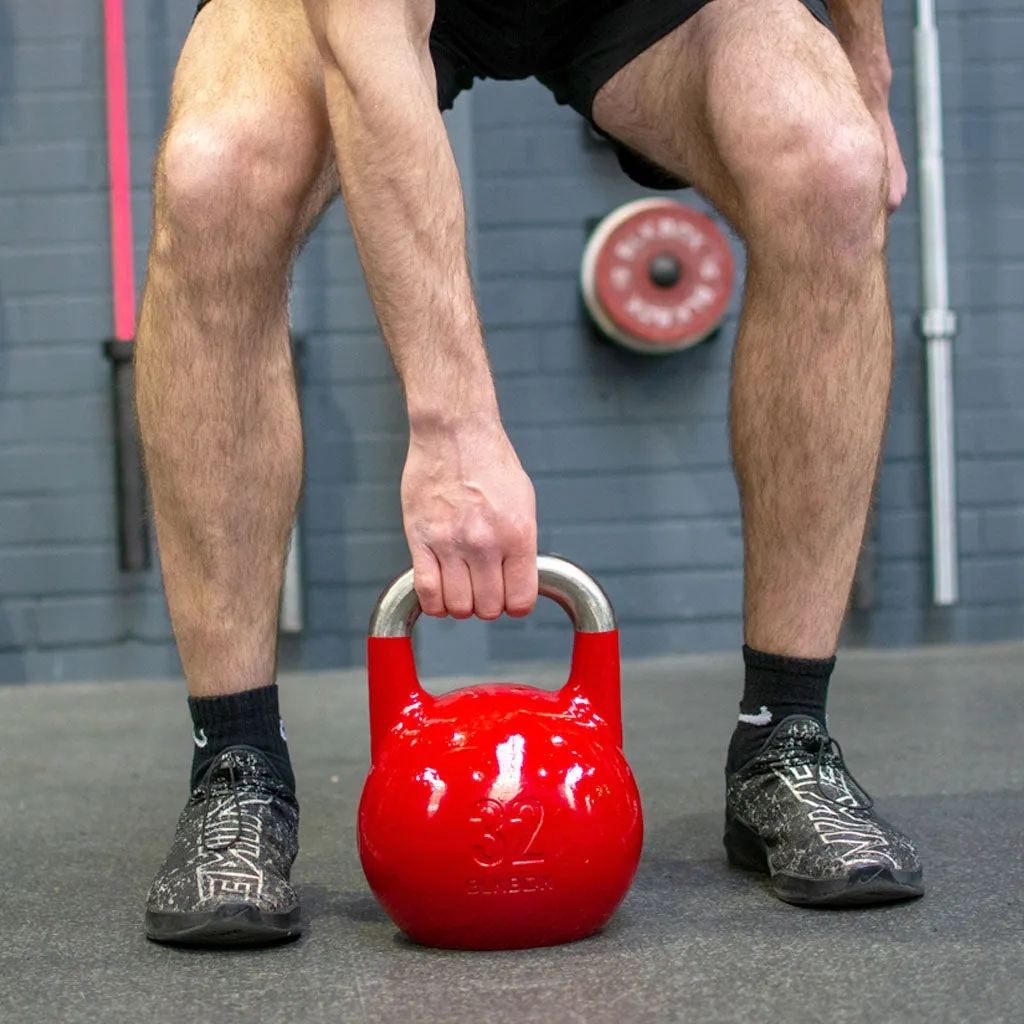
[1,0,1022,683]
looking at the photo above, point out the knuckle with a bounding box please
[517,530,537,554]
[510,515,537,545]
[462,523,499,558]
[428,529,457,555]
[412,566,443,612]
[411,573,436,598]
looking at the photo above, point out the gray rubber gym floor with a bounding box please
[2,643,1022,1024]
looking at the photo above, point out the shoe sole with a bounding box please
[145,902,302,947]
[724,814,925,908]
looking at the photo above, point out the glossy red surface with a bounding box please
[358,631,644,950]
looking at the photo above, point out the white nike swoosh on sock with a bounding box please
[738,706,773,727]
[193,728,209,749]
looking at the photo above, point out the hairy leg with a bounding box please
[593,0,891,658]
[135,0,338,697]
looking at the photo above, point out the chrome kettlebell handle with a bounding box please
[368,554,617,637]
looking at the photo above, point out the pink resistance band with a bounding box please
[102,0,150,573]
[103,0,136,342]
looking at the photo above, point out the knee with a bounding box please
[152,100,326,269]
[736,110,888,270]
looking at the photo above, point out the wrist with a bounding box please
[850,51,893,109]
[836,39,892,116]
[406,369,502,435]
[407,399,503,437]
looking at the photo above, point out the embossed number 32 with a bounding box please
[469,798,545,868]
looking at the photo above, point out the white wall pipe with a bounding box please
[280,521,304,634]
[915,0,959,605]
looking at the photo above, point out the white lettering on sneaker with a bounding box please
[779,766,897,868]
[738,706,773,727]
[193,728,209,749]
[195,793,270,901]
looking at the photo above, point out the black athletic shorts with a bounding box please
[432,0,831,188]
[194,0,832,189]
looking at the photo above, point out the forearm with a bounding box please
[304,0,497,429]
[828,0,892,107]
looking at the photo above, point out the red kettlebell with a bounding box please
[358,554,644,951]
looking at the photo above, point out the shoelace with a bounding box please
[807,733,875,811]
[199,752,243,852]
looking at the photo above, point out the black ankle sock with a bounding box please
[188,684,295,795]
[726,645,835,775]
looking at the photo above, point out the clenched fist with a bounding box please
[402,418,538,620]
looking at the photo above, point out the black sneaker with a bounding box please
[724,716,924,906]
[145,746,301,946]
